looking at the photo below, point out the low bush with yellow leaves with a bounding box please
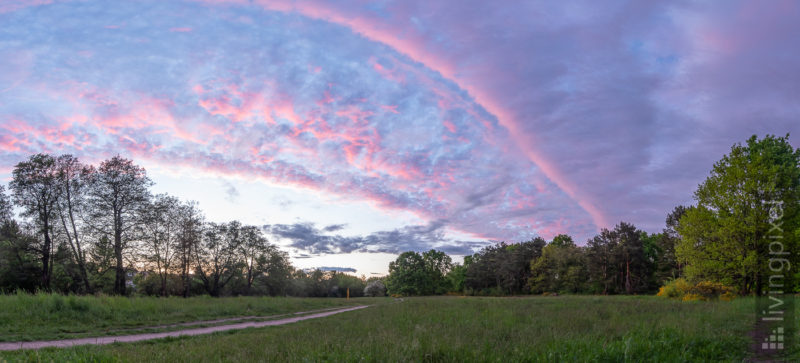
[657,278,735,301]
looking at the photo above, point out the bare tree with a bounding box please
[85,156,152,295]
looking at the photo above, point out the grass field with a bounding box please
[0,293,358,342]
[1,295,786,362]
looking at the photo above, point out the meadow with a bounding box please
[0,295,787,362]
[0,293,358,342]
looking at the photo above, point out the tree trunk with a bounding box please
[114,214,126,295]
[41,218,52,290]
[68,199,92,294]
[246,266,253,295]
[60,210,93,293]
[625,259,632,294]
[182,252,190,298]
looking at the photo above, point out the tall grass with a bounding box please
[1,295,768,362]
[0,292,358,342]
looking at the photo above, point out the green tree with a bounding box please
[529,236,587,294]
[464,238,546,295]
[421,249,453,294]
[194,221,243,296]
[175,201,203,297]
[238,225,271,295]
[0,185,11,223]
[446,257,470,293]
[386,250,451,296]
[676,135,800,295]
[10,154,61,290]
[85,156,153,295]
[53,155,93,293]
[386,251,428,295]
[252,247,293,296]
[0,220,41,292]
[550,234,574,247]
[654,206,686,283]
[140,194,182,296]
[586,222,653,294]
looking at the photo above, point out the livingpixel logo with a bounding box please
[762,327,784,350]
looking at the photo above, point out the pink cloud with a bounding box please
[0,0,53,14]
[230,0,612,228]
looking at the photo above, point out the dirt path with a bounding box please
[0,305,368,351]
[90,306,351,334]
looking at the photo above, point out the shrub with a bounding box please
[657,279,735,301]
[656,278,692,299]
[364,280,387,297]
[719,291,737,301]
[682,293,703,302]
[692,281,733,300]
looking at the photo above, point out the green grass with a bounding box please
[0,295,770,362]
[0,293,359,342]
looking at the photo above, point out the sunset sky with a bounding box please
[1,0,798,275]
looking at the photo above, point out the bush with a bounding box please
[657,278,735,301]
[692,281,733,300]
[682,293,703,302]
[364,280,386,297]
[656,278,692,299]
[719,291,737,301]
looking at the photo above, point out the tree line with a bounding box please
[2,134,797,298]
[385,135,799,296]
[0,154,383,297]
[385,219,681,296]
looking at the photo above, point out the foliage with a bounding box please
[445,261,468,293]
[676,134,800,295]
[85,155,153,295]
[0,135,795,300]
[9,154,61,290]
[656,278,692,299]
[464,238,545,295]
[528,239,587,294]
[364,280,386,297]
[386,250,452,296]
[585,222,656,294]
[657,278,735,301]
[0,221,40,293]
[0,154,368,298]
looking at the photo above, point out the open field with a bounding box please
[0,293,359,342]
[2,295,791,362]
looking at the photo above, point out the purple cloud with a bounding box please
[1,0,797,254]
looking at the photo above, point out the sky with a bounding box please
[1,0,798,275]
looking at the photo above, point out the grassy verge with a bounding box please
[0,293,360,342]
[0,295,764,362]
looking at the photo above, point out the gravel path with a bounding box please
[0,305,369,351]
